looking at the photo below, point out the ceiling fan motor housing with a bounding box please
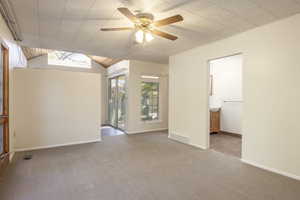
[136,13,154,26]
[100,7,182,41]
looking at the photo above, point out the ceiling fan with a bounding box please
[101,7,183,43]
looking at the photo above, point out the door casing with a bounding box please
[0,44,9,173]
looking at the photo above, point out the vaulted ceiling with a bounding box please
[21,46,121,68]
[10,0,300,63]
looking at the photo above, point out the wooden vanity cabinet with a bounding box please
[210,110,220,133]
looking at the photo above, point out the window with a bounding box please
[48,50,91,68]
[141,82,159,121]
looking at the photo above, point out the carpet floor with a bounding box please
[0,131,299,200]
[210,132,242,158]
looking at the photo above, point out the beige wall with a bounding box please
[0,14,26,159]
[108,60,168,134]
[28,55,108,125]
[169,14,300,178]
[127,60,169,134]
[13,68,101,150]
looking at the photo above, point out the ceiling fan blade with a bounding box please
[153,15,183,27]
[151,29,178,41]
[117,7,138,23]
[100,27,134,31]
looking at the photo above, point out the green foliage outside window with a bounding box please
[141,82,159,121]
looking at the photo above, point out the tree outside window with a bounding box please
[48,51,91,68]
[141,82,159,121]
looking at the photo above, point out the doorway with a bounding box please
[0,45,9,171]
[208,54,243,158]
[108,75,126,131]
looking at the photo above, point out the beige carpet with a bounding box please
[0,131,299,200]
[210,132,242,158]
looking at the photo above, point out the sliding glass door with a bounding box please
[109,78,118,127]
[108,75,126,130]
[117,76,126,130]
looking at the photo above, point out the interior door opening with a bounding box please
[208,54,243,158]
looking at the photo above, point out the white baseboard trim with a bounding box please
[168,133,190,144]
[9,152,15,162]
[126,128,168,134]
[15,138,101,152]
[241,159,300,181]
[189,143,209,150]
[168,133,208,150]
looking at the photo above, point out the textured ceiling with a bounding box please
[10,0,300,63]
[21,47,51,60]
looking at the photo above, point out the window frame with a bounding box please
[47,50,92,68]
[140,80,160,122]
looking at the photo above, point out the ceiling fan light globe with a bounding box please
[145,32,154,42]
[135,30,144,43]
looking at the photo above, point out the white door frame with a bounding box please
[206,52,243,150]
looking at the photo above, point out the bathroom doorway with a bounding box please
[208,54,243,158]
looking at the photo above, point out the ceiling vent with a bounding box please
[0,0,22,41]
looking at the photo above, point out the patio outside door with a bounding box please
[108,75,126,130]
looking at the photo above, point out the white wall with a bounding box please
[127,60,168,134]
[28,55,108,125]
[13,68,101,150]
[210,55,243,134]
[0,14,27,159]
[169,14,300,178]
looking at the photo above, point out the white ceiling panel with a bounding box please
[75,20,104,41]
[59,20,82,35]
[38,0,67,37]
[211,0,276,26]
[87,0,121,19]
[38,0,67,18]
[249,0,300,18]
[63,0,96,18]
[191,6,244,27]
[18,33,40,47]
[39,18,61,37]
[9,0,300,63]
[152,0,214,13]
[120,0,163,13]
[178,0,218,13]
[10,0,39,35]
